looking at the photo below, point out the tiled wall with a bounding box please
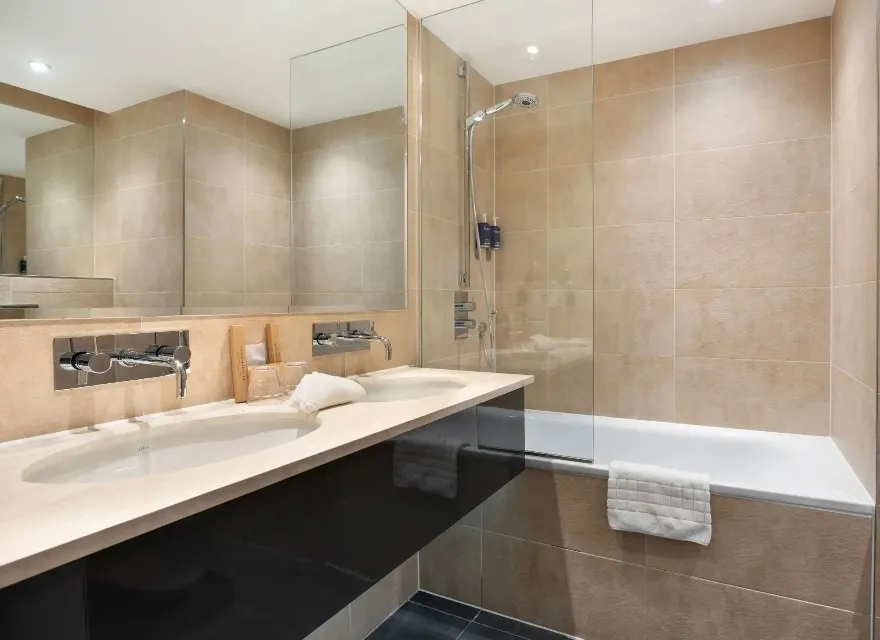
[489,19,834,436]
[94,92,185,309]
[290,107,407,311]
[0,275,113,309]
[829,0,879,498]
[420,469,873,640]
[184,91,292,314]
[0,174,26,274]
[25,123,96,278]
[420,25,495,372]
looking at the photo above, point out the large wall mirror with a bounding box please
[0,0,408,320]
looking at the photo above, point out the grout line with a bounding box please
[672,45,678,424]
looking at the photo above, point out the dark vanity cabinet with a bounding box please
[0,389,525,640]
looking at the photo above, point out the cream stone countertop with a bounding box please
[0,367,532,589]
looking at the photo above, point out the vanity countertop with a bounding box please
[0,367,532,590]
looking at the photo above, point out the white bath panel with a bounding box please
[524,410,594,462]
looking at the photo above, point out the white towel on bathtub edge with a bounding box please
[607,461,712,546]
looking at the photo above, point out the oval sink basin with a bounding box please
[354,375,467,403]
[23,412,319,484]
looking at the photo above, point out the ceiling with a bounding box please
[420,0,837,84]
[0,105,69,177]
[0,0,839,133]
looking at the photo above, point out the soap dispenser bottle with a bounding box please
[477,213,492,249]
[490,216,501,251]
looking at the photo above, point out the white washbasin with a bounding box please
[354,374,468,403]
[22,412,319,484]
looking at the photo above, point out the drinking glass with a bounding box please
[247,365,284,405]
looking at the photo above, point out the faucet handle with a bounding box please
[59,351,112,375]
[146,344,192,363]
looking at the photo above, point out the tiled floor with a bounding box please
[366,591,572,640]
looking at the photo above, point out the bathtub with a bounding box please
[521,410,874,515]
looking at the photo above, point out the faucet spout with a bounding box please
[111,348,190,399]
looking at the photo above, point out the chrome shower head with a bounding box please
[466,91,541,129]
[0,195,25,216]
[513,92,539,109]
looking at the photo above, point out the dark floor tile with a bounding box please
[367,601,470,640]
[411,590,480,621]
[474,611,571,640]
[459,621,520,639]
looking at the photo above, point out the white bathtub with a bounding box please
[522,410,874,515]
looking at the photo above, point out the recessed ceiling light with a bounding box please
[28,61,50,73]
[526,46,539,55]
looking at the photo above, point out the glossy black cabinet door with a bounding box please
[0,389,525,640]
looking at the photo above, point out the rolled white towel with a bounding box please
[607,461,712,546]
[289,372,366,415]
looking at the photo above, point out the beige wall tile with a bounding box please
[292,196,362,248]
[422,27,463,92]
[422,289,455,363]
[419,522,482,606]
[548,164,593,229]
[245,193,291,247]
[495,110,548,175]
[676,212,830,288]
[422,143,462,223]
[113,237,183,294]
[9,276,112,294]
[185,180,244,241]
[363,136,406,193]
[245,244,290,294]
[832,66,878,205]
[675,61,831,152]
[293,145,364,200]
[469,69,494,112]
[546,66,593,107]
[246,114,290,153]
[832,0,876,114]
[496,290,548,348]
[495,75,548,115]
[246,142,292,200]
[9,291,113,308]
[423,73,462,158]
[594,223,674,290]
[833,171,878,285]
[95,180,183,244]
[496,170,547,231]
[420,215,458,290]
[547,103,593,168]
[28,247,94,278]
[27,147,94,205]
[26,124,94,163]
[304,607,351,640]
[547,352,593,415]
[350,555,418,640]
[547,290,593,339]
[95,125,183,194]
[676,357,829,434]
[595,289,674,356]
[362,107,406,142]
[594,89,673,162]
[291,116,362,155]
[548,227,593,290]
[184,124,245,190]
[184,92,246,139]
[646,569,868,640]
[595,50,674,100]
[675,138,831,220]
[483,469,645,563]
[594,156,674,226]
[471,109,495,173]
[831,282,877,388]
[482,532,647,639]
[648,494,871,611]
[293,244,362,294]
[594,354,675,421]
[363,241,405,294]
[496,231,547,291]
[675,288,829,361]
[95,91,184,143]
[362,189,406,243]
[26,197,94,251]
[185,237,244,293]
[831,366,877,496]
[675,19,831,85]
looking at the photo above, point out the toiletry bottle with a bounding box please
[478,213,492,249]
[490,216,501,250]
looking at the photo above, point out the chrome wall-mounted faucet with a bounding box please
[312,321,393,360]
[54,331,191,398]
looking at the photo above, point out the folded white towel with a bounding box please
[288,372,365,415]
[607,461,712,546]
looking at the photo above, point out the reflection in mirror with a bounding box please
[290,26,408,312]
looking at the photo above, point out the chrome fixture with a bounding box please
[54,331,191,396]
[0,195,25,217]
[312,321,392,360]
[111,344,192,400]
[465,92,539,129]
[454,292,476,340]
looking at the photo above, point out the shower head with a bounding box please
[0,195,25,216]
[466,91,540,129]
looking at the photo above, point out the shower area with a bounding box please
[413,0,880,638]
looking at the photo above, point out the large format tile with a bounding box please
[495,111,548,175]
[675,288,829,362]
[471,613,573,640]
[548,164,593,229]
[304,607,352,640]
[410,591,479,621]
[595,50,674,99]
[185,92,246,139]
[482,469,645,564]
[547,103,593,168]
[675,138,831,220]
[832,171,878,286]
[481,532,647,640]
[496,171,548,231]
[594,289,674,357]
[831,282,877,388]
[351,556,419,639]
[675,212,830,288]
[546,66,593,107]
[548,228,593,290]
[646,569,869,640]
[675,61,831,152]
[832,64,878,205]
[366,602,469,640]
[831,366,877,497]
[594,223,674,290]
[647,496,872,612]
[594,156,674,226]
[594,354,675,421]
[675,358,830,435]
[496,231,547,291]
[594,89,674,162]
[95,91,184,143]
[419,522,482,607]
